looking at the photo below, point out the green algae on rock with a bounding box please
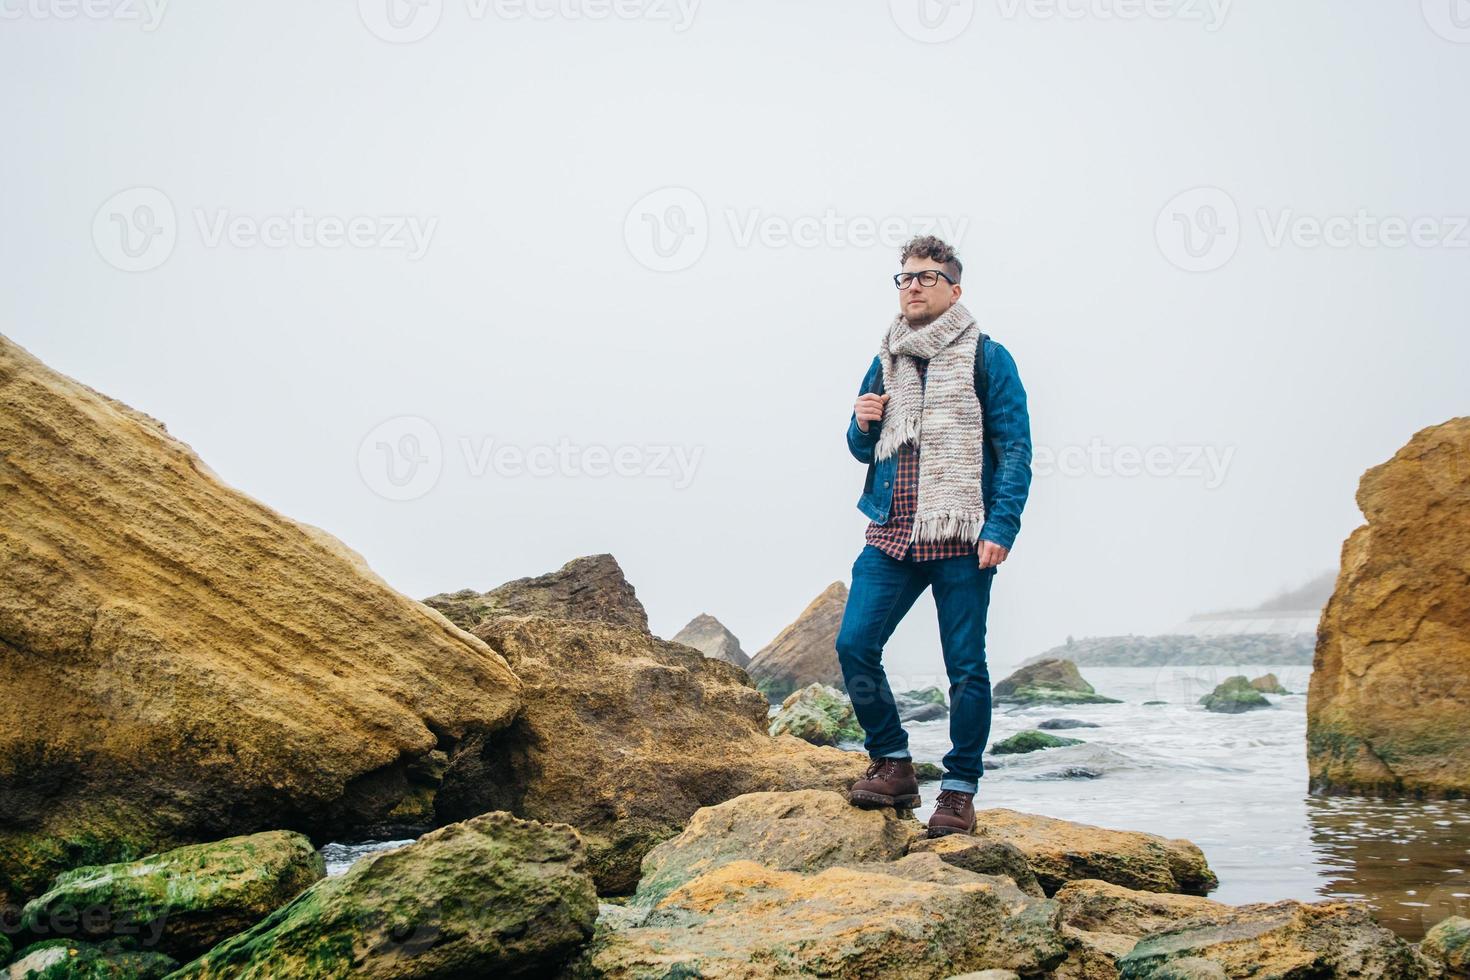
[1198,675,1271,714]
[5,938,177,980]
[20,831,323,961]
[768,683,865,746]
[168,812,597,979]
[990,730,1085,755]
[992,659,1122,706]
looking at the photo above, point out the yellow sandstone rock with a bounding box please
[1308,416,1470,797]
[0,335,523,902]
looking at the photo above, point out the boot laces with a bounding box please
[864,757,898,779]
[935,789,971,814]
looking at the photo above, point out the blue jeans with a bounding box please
[834,543,996,794]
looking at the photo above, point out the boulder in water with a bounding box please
[991,730,1086,755]
[993,659,1122,706]
[1199,675,1271,713]
[745,582,848,703]
[1307,417,1470,797]
[768,682,864,745]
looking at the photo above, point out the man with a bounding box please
[838,235,1032,838]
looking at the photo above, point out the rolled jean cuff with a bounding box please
[939,776,978,793]
[876,748,911,760]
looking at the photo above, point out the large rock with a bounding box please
[993,659,1123,706]
[671,613,750,668]
[768,682,864,746]
[0,336,523,903]
[1420,914,1470,974]
[746,582,848,703]
[170,811,597,979]
[909,807,1217,897]
[19,831,323,961]
[424,552,648,633]
[1308,417,1470,797]
[632,790,924,906]
[1115,898,1443,978]
[432,558,871,895]
[565,854,1068,978]
[1048,878,1236,979]
[1198,676,1271,714]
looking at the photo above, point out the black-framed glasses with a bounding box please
[893,270,955,289]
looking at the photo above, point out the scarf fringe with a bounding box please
[908,510,986,545]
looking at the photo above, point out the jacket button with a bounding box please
[883,481,890,487]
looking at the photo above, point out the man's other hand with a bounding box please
[855,393,889,433]
[978,539,1009,569]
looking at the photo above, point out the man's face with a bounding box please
[897,257,962,326]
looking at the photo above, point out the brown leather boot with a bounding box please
[847,756,921,809]
[926,788,976,837]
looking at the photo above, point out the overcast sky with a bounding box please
[4,1,1467,681]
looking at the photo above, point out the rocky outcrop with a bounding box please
[19,831,323,961]
[896,686,949,721]
[991,730,1085,754]
[768,683,863,746]
[1115,897,1443,977]
[1420,914,1470,974]
[1249,672,1290,694]
[908,807,1218,897]
[1198,676,1271,714]
[746,582,848,702]
[566,854,1069,979]
[0,336,523,904]
[993,659,1122,706]
[1308,417,1470,798]
[630,790,924,907]
[424,552,649,633]
[4,938,178,978]
[671,613,750,668]
[1049,878,1235,979]
[431,557,870,895]
[170,812,598,979]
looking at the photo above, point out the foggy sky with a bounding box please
[3,0,1467,682]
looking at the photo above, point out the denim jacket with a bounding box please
[845,337,1033,551]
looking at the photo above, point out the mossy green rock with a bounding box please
[768,683,864,746]
[1199,675,1271,713]
[20,831,323,961]
[1420,914,1470,972]
[993,659,1122,706]
[169,811,597,979]
[6,939,176,979]
[991,730,1085,755]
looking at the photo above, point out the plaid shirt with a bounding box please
[865,359,978,561]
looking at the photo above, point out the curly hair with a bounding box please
[899,235,962,284]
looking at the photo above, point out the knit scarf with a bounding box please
[872,300,985,546]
